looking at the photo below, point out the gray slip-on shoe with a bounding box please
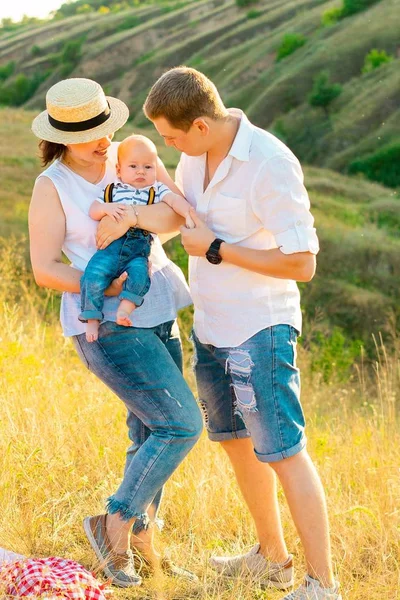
[210,543,294,590]
[83,514,142,588]
[282,575,342,599]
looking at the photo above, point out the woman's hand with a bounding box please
[96,210,136,249]
[104,271,128,296]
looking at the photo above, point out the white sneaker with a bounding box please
[282,574,342,599]
[209,544,294,590]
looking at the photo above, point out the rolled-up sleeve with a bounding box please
[251,154,319,255]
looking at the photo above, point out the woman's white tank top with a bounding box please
[37,142,191,336]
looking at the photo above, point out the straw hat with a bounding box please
[32,78,129,144]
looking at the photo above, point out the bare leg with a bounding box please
[106,510,160,571]
[116,299,136,327]
[106,512,133,554]
[270,449,334,587]
[86,319,100,343]
[220,438,288,562]
[130,503,162,573]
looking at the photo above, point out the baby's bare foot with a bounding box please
[116,310,133,327]
[116,299,136,327]
[86,320,99,342]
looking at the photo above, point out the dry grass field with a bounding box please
[0,108,399,599]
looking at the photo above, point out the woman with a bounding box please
[29,78,203,588]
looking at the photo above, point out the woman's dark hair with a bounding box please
[39,140,66,166]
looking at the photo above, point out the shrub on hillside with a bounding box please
[276,33,306,61]
[0,61,15,82]
[235,0,255,9]
[111,2,131,11]
[322,0,382,24]
[247,9,262,19]
[348,143,400,188]
[58,39,84,76]
[0,71,48,106]
[341,0,382,17]
[117,14,140,31]
[55,0,135,18]
[309,71,342,114]
[362,49,393,73]
[321,6,342,26]
[31,45,42,57]
[77,4,93,13]
[61,40,83,64]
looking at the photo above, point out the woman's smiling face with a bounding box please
[66,134,114,164]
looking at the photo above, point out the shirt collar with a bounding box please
[227,108,254,162]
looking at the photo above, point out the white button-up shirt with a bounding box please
[176,109,319,348]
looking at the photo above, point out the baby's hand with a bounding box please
[185,213,196,229]
[104,203,129,223]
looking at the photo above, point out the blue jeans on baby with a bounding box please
[72,320,203,528]
[79,228,152,323]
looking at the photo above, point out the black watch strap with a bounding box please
[206,238,225,265]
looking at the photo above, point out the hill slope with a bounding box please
[0,0,399,185]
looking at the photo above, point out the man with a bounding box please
[143,66,341,600]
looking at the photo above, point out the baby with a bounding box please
[79,134,194,342]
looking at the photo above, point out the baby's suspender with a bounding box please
[103,184,156,205]
[103,183,115,203]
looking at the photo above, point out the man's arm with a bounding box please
[219,245,316,281]
[180,209,316,282]
[180,154,319,282]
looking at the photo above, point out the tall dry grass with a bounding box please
[0,237,399,600]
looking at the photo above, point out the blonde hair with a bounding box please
[143,66,228,131]
[118,134,157,162]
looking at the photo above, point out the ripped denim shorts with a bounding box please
[191,325,306,463]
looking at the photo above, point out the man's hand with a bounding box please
[96,214,133,250]
[104,271,128,296]
[180,207,215,256]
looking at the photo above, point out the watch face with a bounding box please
[206,252,222,265]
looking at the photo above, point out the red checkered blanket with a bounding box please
[0,556,111,599]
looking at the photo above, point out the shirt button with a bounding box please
[296,220,302,225]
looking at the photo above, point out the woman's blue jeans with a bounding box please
[72,320,203,531]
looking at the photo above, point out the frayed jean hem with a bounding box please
[107,496,165,531]
[106,496,148,523]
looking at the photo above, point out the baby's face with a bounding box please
[118,146,157,188]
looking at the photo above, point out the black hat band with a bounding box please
[48,103,111,132]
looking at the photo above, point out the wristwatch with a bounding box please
[206,238,225,265]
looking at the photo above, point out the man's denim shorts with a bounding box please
[192,324,306,463]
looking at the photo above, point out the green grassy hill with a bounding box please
[0,107,398,366]
[0,0,399,186]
